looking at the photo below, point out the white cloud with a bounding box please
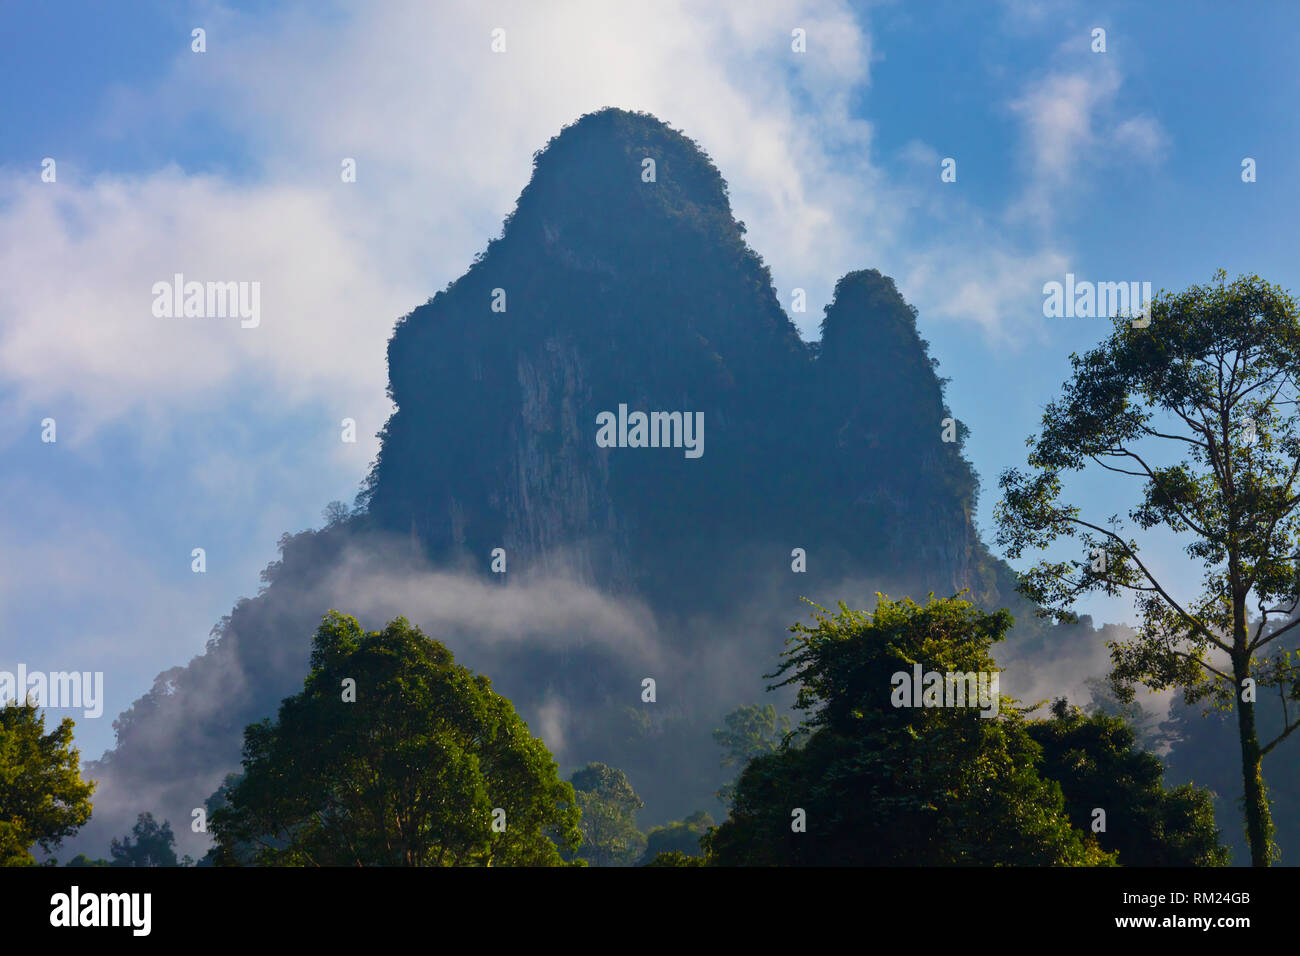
[1011,69,1119,185]
[897,139,942,169]
[1006,53,1169,227]
[902,244,1071,340]
[1114,115,1167,162]
[0,170,410,446]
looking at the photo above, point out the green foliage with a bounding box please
[715,705,791,768]
[1030,701,1229,866]
[569,762,645,866]
[708,596,1115,866]
[996,271,1300,865]
[713,705,795,805]
[196,773,250,866]
[643,849,707,867]
[0,702,95,867]
[210,611,581,866]
[640,810,714,863]
[65,854,110,866]
[110,812,178,867]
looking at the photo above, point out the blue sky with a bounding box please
[2,0,1298,759]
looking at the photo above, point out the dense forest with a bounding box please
[0,600,1231,867]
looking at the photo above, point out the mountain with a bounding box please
[365,108,982,604]
[78,108,1047,855]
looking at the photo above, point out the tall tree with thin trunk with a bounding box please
[997,271,1300,866]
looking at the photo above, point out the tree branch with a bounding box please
[1067,515,1232,654]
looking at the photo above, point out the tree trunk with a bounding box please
[1232,650,1273,866]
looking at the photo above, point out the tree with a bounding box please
[709,596,1114,866]
[0,702,94,866]
[1083,674,1168,752]
[110,812,178,867]
[1162,684,1300,863]
[568,762,644,866]
[1029,700,1229,866]
[997,271,1300,865]
[639,810,714,863]
[196,773,250,866]
[210,611,581,866]
[321,500,351,527]
[713,704,794,805]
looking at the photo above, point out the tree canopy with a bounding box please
[568,762,645,866]
[1029,700,1228,866]
[708,595,1114,866]
[640,810,713,863]
[0,702,94,867]
[712,704,795,805]
[110,812,178,867]
[209,611,581,866]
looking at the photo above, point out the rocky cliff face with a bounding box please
[812,268,980,596]
[363,109,982,609]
